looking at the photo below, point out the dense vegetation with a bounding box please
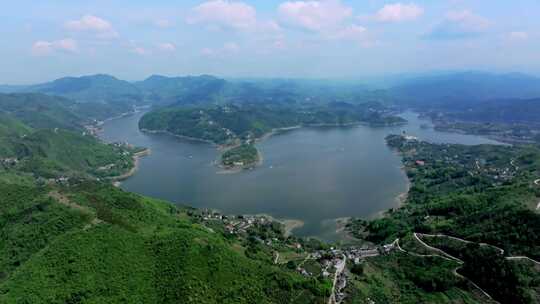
[0,182,331,303]
[0,96,331,303]
[344,252,481,303]
[221,144,259,169]
[348,134,540,302]
[419,236,540,303]
[140,102,405,146]
[2,73,540,302]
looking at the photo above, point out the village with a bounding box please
[195,208,402,304]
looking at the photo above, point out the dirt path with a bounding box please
[417,233,505,255]
[48,191,102,229]
[397,235,496,302]
[417,233,540,264]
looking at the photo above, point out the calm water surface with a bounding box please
[100,111,500,240]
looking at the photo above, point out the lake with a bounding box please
[100,111,500,241]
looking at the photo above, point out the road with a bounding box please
[399,234,495,302]
[328,254,347,304]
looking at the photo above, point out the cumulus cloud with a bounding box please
[187,0,257,31]
[425,10,490,40]
[277,1,374,47]
[65,15,118,39]
[374,3,424,22]
[278,0,352,32]
[157,43,176,52]
[31,39,78,56]
[327,24,366,40]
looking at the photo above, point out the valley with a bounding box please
[1,72,540,303]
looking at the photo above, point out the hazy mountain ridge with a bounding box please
[391,71,540,105]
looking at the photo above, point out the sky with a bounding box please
[2,0,540,84]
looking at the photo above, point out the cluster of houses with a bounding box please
[199,209,273,235]
[298,241,399,303]
[83,123,102,136]
[1,157,19,167]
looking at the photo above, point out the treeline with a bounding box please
[139,102,406,146]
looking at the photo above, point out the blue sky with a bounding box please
[2,0,540,84]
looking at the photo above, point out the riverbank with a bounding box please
[140,128,219,146]
[110,148,151,186]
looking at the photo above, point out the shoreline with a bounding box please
[140,129,219,147]
[216,147,264,174]
[250,214,305,237]
[110,148,151,186]
[141,119,405,174]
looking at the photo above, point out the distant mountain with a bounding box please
[0,85,27,94]
[391,72,540,106]
[21,74,142,104]
[135,74,227,105]
[442,98,540,126]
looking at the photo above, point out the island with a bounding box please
[220,143,260,170]
[139,102,406,171]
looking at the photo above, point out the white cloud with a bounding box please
[278,0,352,32]
[445,10,490,31]
[65,15,118,39]
[31,39,78,56]
[157,43,176,52]
[374,3,424,22]
[187,0,257,31]
[277,1,374,46]
[425,10,490,40]
[508,31,528,41]
[128,40,150,55]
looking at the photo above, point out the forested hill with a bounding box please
[0,84,332,304]
[348,134,540,303]
[21,74,142,104]
[0,93,83,130]
[2,74,391,108]
[0,115,138,182]
[139,102,406,146]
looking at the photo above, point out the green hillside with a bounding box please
[0,181,330,304]
[0,115,136,180]
[0,93,83,130]
[140,102,405,145]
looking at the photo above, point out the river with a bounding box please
[100,111,500,241]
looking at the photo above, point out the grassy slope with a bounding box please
[345,252,480,304]
[0,183,328,303]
